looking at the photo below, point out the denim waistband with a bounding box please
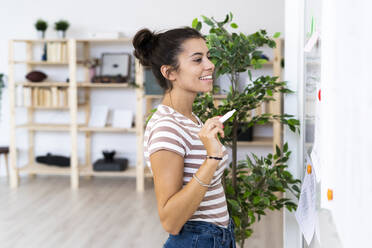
[181,219,235,244]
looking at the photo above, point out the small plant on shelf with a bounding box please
[34,19,48,38]
[54,20,70,38]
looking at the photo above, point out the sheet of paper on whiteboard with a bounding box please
[295,162,317,245]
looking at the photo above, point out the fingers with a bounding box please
[209,126,225,139]
[205,118,223,131]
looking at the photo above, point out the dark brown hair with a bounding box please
[132,27,204,91]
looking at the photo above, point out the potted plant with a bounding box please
[191,13,301,247]
[34,19,48,39]
[54,20,70,38]
[83,58,100,81]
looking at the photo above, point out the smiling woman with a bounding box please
[133,27,236,248]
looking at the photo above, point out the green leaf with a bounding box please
[229,12,233,22]
[222,14,229,25]
[258,59,268,64]
[202,15,215,26]
[248,70,252,81]
[275,145,281,157]
[227,199,240,211]
[245,229,253,238]
[192,18,199,29]
[273,32,281,38]
[196,22,202,31]
[230,23,238,29]
[283,143,288,153]
[253,196,261,205]
[233,216,241,227]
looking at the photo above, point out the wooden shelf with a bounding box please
[16,123,71,131]
[16,82,134,88]
[28,106,70,110]
[16,124,137,133]
[13,39,68,43]
[80,166,152,178]
[12,61,68,65]
[78,126,136,133]
[18,163,152,178]
[12,38,132,43]
[236,137,273,146]
[19,163,73,175]
[76,38,132,43]
[16,82,70,87]
[77,82,132,88]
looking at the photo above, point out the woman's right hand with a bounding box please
[198,116,225,157]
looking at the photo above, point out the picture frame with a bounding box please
[100,52,131,82]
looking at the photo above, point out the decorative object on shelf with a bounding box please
[192,13,301,247]
[93,150,128,171]
[98,52,131,82]
[237,123,253,141]
[36,153,70,167]
[34,19,48,39]
[110,109,133,128]
[54,20,70,38]
[144,67,163,95]
[83,58,100,81]
[91,75,128,83]
[25,70,47,82]
[88,106,109,127]
[102,150,116,161]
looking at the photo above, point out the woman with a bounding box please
[134,27,236,248]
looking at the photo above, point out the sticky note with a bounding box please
[318,89,321,101]
[307,165,312,174]
[327,189,333,201]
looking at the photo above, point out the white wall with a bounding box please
[0,0,284,174]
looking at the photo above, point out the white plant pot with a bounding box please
[57,30,66,39]
[37,31,45,39]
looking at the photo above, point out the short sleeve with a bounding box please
[147,120,187,158]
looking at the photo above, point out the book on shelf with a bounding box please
[16,85,23,107]
[23,87,31,107]
[51,87,58,107]
[58,88,68,107]
[22,87,68,108]
[47,42,68,63]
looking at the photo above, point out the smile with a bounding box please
[199,75,213,80]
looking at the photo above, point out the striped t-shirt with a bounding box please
[144,104,229,228]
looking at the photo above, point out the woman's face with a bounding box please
[170,38,215,93]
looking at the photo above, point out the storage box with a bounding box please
[93,158,128,171]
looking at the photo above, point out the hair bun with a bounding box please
[133,28,158,67]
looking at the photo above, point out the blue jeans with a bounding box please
[163,219,236,248]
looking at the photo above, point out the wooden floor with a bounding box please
[0,176,168,248]
[0,175,286,248]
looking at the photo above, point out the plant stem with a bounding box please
[232,117,238,192]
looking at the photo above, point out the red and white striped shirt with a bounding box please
[144,104,229,228]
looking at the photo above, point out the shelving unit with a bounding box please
[144,38,284,151]
[8,38,151,191]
